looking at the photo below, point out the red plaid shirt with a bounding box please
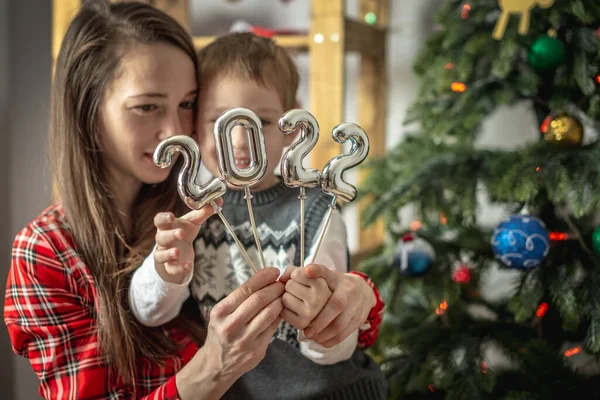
[4,205,197,399]
[5,205,384,399]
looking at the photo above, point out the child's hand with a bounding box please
[279,266,332,330]
[153,199,221,283]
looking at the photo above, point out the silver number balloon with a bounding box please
[279,109,321,188]
[214,107,269,269]
[154,135,226,210]
[321,123,370,203]
[310,123,370,264]
[154,135,258,274]
[214,108,268,187]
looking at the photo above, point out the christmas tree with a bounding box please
[359,0,600,398]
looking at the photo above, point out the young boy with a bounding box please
[129,33,386,398]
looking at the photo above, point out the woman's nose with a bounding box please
[157,112,184,141]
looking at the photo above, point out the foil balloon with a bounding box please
[320,123,370,203]
[154,135,257,273]
[279,109,321,267]
[154,135,226,210]
[279,109,321,188]
[214,108,268,187]
[312,123,370,262]
[214,108,268,269]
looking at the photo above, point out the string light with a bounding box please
[564,346,581,357]
[435,300,448,315]
[428,384,436,392]
[451,82,467,92]
[461,4,471,19]
[365,12,377,25]
[535,166,541,172]
[535,302,548,318]
[595,75,600,84]
[481,361,488,374]
[440,213,448,224]
[540,115,552,133]
[444,62,455,70]
[410,220,423,231]
[549,232,568,241]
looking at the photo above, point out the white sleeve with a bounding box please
[128,245,193,327]
[298,208,358,365]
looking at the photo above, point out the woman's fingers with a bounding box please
[246,296,283,340]
[212,267,281,318]
[229,281,285,327]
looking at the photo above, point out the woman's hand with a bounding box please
[176,267,284,399]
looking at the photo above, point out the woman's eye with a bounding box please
[135,104,157,112]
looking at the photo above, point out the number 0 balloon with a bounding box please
[214,108,268,270]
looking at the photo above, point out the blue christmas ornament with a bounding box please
[393,233,435,276]
[490,214,550,270]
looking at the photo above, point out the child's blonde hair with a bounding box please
[197,32,299,110]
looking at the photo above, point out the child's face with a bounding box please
[197,73,295,191]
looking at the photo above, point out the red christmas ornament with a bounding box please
[402,233,415,242]
[452,264,472,284]
[540,114,552,133]
[536,302,549,318]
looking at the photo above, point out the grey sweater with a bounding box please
[224,339,387,400]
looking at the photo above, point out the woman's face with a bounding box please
[97,42,197,190]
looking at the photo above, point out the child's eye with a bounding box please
[180,101,196,110]
[260,119,271,126]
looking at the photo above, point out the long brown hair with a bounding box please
[50,0,201,384]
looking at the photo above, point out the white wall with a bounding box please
[0,0,15,397]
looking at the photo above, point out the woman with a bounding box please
[4,2,284,398]
[4,1,383,398]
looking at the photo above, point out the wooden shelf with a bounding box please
[193,34,309,51]
[194,18,385,57]
[344,18,386,57]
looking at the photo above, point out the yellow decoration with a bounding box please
[543,115,583,146]
[492,0,555,40]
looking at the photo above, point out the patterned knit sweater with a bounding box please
[191,180,345,348]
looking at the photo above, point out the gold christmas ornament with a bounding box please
[493,0,555,40]
[543,115,583,146]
